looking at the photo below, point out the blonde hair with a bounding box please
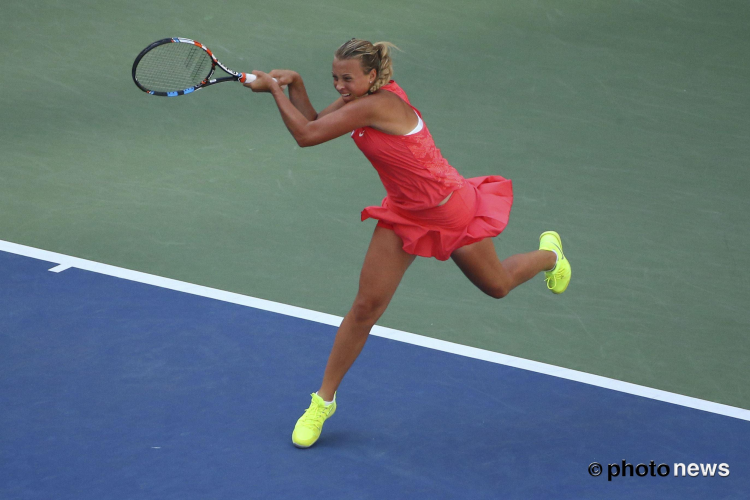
[334,38,399,93]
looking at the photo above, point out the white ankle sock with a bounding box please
[547,250,559,271]
[316,392,335,406]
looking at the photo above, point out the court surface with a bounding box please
[2,0,750,498]
[2,243,749,499]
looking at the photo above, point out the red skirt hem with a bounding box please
[360,176,513,261]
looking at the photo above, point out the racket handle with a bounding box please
[239,73,278,84]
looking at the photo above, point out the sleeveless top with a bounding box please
[351,81,465,211]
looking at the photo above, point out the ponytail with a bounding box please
[369,41,397,92]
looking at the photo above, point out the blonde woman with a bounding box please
[244,38,571,448]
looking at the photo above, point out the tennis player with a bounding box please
[243,38,571,448]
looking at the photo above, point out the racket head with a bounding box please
[132,38,221,96]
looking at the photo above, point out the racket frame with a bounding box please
[132,37,246,97]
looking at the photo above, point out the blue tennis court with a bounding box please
[2,246,748,499]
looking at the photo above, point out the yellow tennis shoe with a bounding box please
[292,392,336,448]
[539,231,571,294]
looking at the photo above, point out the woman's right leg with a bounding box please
[317,225,416,401]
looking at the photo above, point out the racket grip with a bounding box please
[239,73,278,84]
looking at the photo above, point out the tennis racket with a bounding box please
[132,37,276,97]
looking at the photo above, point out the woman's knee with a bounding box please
[350,295,388,324]
[486,283,510,299]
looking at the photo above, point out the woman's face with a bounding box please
[332,57,377,103]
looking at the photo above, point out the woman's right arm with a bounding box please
[269,70,344,121]
[269,70,318,121]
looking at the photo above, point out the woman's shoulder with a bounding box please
[379,80,410,103]
[365,84,406,108]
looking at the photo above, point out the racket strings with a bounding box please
[135,43,213,92]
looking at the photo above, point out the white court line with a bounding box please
[2,238,749,422]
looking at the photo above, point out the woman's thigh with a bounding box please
[354,226,416,315]
[450,238,511,298]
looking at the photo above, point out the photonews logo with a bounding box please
[588,460,730,481]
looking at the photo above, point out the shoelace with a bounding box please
[300,399,329,430]
[545,262,566,289]
[545,272,557,290]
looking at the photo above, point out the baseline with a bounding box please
[1,238,747,422]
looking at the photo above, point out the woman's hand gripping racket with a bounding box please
[132,37,277,96]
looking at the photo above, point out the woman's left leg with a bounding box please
[451,238,555,298]
[292,226,415,448]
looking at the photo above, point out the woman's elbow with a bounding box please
[295,133,319,148]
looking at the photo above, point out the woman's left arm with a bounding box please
[247,71,377,148]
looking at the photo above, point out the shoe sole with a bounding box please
[539,231,563,256]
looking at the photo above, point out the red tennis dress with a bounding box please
[356,81,514,261]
